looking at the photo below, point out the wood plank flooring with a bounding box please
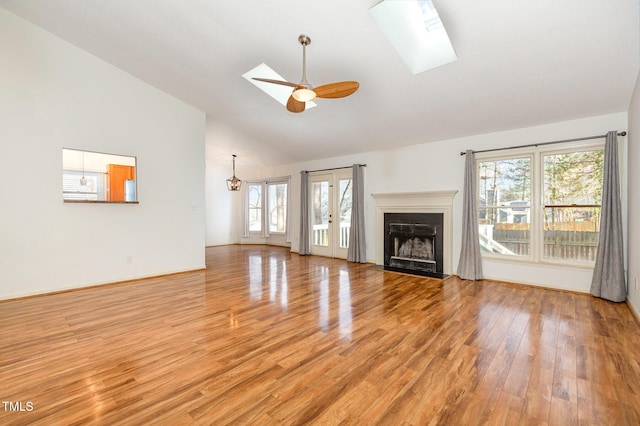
[1,245,640,425]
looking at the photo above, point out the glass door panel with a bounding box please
[310,175,333,257]
[335,177,352,259]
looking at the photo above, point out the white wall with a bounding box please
[0,9,206,300]
[204,118,271,246]
[627,71,640,317]
[205,157,241,246]
[220,112,628,294]
[204,119,244,246]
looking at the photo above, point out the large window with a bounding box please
[478,157,532,256]
[245,178,289,236]
[248,183,262,232]
[268,183,288,233]
[477,144,604,264]
[542,150,603,261]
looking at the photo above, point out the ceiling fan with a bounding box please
[253,34,359,113]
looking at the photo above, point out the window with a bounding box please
[248,183,262,232]
[245,178,289,236]
[477,143,604,264]
[338,177,353,249]
[63,170,103,201]
[268,183,287,233]
[478,157,532,256]
[543,150,603,261]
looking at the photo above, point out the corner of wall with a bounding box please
[625,70,640,315]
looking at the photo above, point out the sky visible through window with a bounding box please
[418,0,444,32]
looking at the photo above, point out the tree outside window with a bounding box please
[543,149,603,261]
[477,157,532,256]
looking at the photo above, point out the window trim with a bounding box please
[244,176,291,239]
[246,182,263,234]
[267,182,288,234]
[476,140,605,267]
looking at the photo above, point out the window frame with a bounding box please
[476,140,605,267]
[246,182,263,233]
[267,182,288,234]
[477,153,534,260]
[244,176,290,237]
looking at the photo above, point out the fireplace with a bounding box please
[384,213,444,277]
[388,223,436,272]
[372,191,457,278]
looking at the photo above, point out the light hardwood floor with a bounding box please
[1,245,639,425]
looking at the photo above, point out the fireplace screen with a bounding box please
[388,223,436,273]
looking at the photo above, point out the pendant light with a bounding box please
[226,154,242,191]
[80,151,87,186]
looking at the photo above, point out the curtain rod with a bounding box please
[460,131,627,156]
[305,164,367,173]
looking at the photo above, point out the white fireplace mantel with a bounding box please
[371,191,458,275]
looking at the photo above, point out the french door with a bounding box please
[309,171,353,259]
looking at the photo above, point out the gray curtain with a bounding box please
[590,131,626,302]
[347,164,367,263]
[298,171,311,255]
[457,150,483,280]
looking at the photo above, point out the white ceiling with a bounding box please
[1,0,638,167]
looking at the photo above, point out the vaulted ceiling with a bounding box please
[1,0,638,167]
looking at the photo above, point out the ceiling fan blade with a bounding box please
[286,95,306,113]
[314,81,360,98]
[252,77,299,88]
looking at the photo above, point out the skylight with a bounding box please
[242,63,317,109]
[370,0,457,75]
[418,0,443,32]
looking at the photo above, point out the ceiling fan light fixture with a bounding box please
[292,87,316,102]
[243,64,317,109]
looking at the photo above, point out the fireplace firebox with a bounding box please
[384,213,446,278]
[388,223,437,272]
